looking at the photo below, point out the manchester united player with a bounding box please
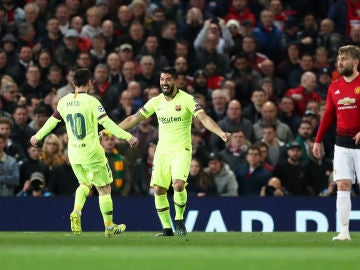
[313,45,360,241]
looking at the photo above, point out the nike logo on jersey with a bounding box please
[335,90,340,94]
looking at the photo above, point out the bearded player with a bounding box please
[118,67,231,236]
[314,45,360,241]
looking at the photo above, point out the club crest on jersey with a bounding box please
[175,105,181,111]
[355,87,360,94]
[98,105,105,112]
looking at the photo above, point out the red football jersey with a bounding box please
[316,75,360,142]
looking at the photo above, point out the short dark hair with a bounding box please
[73,68,92,87]
[160,67,178,79]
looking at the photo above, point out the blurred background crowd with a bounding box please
[0,0,358,198]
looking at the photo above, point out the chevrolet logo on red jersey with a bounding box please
[175,105,181,111]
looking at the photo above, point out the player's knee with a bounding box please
[172,180,185,192]
[337,180,352,191]
[153,185,167,195]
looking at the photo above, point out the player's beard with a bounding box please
[338,65,354,77]
[161,83,175,96]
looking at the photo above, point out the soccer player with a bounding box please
[118,67,231,236]
[30,68,139,237]
[313,45,360,241]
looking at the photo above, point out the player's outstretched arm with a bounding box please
[196,111,231,142]
[118,111,146,130]
[30,116,61,146]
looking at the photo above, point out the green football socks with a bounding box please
[99,194,114,227]
[155,194,172,229]
[73,185,90,215]
[174,189,187,220]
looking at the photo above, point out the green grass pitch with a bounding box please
[1,232,360,270]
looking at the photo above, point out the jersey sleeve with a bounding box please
[34,116,61,141]
[139,96,156,118]
[188,94,204,117]
[99,116,132,141]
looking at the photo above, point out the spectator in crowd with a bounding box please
[54,29,80,71]
[218,129,249,171]
[204,152,238,196]
[56,66,76,98]
[18,64,51,99]
[92,63,120,113]
[105,52,123,86]
[135,55,158,91]
[234,144,272,196]
[314,47,330,70]
[8,45,34,86]
[16,171,52,197]
[278,96,301,137]
[0,49,9,78]
[315,67,332,100]
[228,52,262,107]
[253,101,293,143]
[296,13,318,55]
[191,128,210,167]
[191,69,210,98]
[1,33,18,67]
[252,9,286,65]
[0,133,19,196]
[132,137,158,196]
[101,19,121,52]
[119,60,137,93]
[110,90,136,123]
[119,20,146,57]
[0,117,27,163]
[209,99,254,151]
[136,34,169,71]
[307,138,333,196]
[28,104,50,132]
[54,4,71,35]
[100,134,131,196]
[260,176,288,196]
[15,141,49,193]
[39,134,65,169]
[38,18,64,53]
[81,6,102,39]
[258,59,287,99]
[260,123,285,167]
[206,89,228,123]
[89,34,107,66]
[187,157,217,197]
[11,105,36,151]
[274,141,314,196]
[36,49,53,84]
[254,141,275,173]
[276,43,301,82]
[243,88,268,124]
[114,5,132,37]
[75,51,94,71]
[285,71,322,117]
[0,81,19,115]
[287,53,315,89]
[128,116,158,160]
[194,17,234,54]
[70,15,92,52]
[225,0,256,26]
[318,18,342,66]
[295,120,314,162]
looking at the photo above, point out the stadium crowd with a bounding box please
[0,0,359,197]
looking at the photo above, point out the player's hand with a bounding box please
[312,142,322,159]
[30,136,38,147]
[99,129,112,138]
[128,136,139,148]
[220,132,232,143]
[353,132,360,145]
